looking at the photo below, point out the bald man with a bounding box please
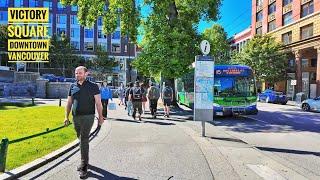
[64,66,104,179]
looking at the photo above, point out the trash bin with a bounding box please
[295,92,306,105]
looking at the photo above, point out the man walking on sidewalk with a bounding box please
[162,82,173,118]
[147,82,160,118]
[100,81,113,118]
[125,82,134,116]
[64,66,104,179]
[129,81,144,121]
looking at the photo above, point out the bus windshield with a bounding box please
[214,76,256,97]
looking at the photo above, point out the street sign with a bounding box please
[200,40,210,55]
[291,80,297,86]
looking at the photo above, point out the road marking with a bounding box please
[247,164,286,180]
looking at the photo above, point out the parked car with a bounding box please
[301,96,320,112]
[257,89,288,105]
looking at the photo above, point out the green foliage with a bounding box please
[0,24,8,52]
[203,24,230,64]
[232,35,287,84]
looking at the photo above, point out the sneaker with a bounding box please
[138,115,142,121]
[132,115,136,120]
[79,169,88,179]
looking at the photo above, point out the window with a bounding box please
[56,27,66,37]
[85,28,94,38]
[117,17,121,27]
[112,43,121,53]
[301,1,314,18]
[84,42,94,51]
[257,0,263,6]
[268,3,276,14]
[98,17,103,26]
[310,72,316,81]
[283,12,293,25]
[98,42,107,51]
[112,31,121,39]
[282,31,292,45]
[56,14,67,24]
[49,14,53,23]
[70,28,80,38]
[300,24,313,40]
[0,11,8,21]
[268,20,276,32]
[29,0,39,7]
[57,1,66,10]
[256,27,262,35]
[302,59,308,68]
[43,0,52,10]
[311,58,316,67]
[47,27,52,36]
[14,0,23,7]
[0,0,8,7]
[71,41,80,50]
[124,45,128,52]
[71,5,78,11]
[283,0,292,6]
[256,11,263,22]
[98,30,105,38]
[70,15,78,25]
[288,59,295,68]
[104,5,108,11]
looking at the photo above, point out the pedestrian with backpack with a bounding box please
[147,82,160,118]
[129,81,144,121]
[125,82,134,116]
[161,82,173,118]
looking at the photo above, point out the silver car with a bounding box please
[301,96,320,112]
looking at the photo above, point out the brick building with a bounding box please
[252,0,320,98]
[230,26,252,53]
[0,0,137,86]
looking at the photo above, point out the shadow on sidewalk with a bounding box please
[256,146,320,157]
[142,120,175,126]
[88,165,137,180]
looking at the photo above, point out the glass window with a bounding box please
[47,27,52,36]
[257,0,263,6]
[282,31,292,45]
[256,11,263,22]
[302,59,308,68]
[14,0,23,7]
[98,30,104,38]
[214,76,256,97]
[124,45,128,52]
[112,43,121,53]
[288,59,295,67]
[49,14,53,23]
[71,41,80,50]
[301,1,314,18]
[85,28,94,38]
[56,27,66,37]
[104,5,108,11]
[112,31,121,39]
[0,0,8,7]
[0,11,8,21]
[311,58,316,67]
[57,1,66,10]
[283,0,293,6]
[56,14,67,24]
[29,0,39,7]
[70,28,80,38]
[256,27,262,35]
[300,24,313,40]
[268,3,276,14]
[283,11,293,25]
[84,42,94,51]
[43,0,52,10]
[70,15,78,25]
[98,42,107,51]
[98,17,103,26]
[268,20,276,32]
[71,5,78,11]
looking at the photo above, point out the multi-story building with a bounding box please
[230,26,252,53]
[252,0,320,98]
[0,0,137,86]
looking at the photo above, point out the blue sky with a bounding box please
[138,0,252,40]
[198,0,252,37]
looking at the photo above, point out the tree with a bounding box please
[48,33,82,76]
[0,25,8,66]
[86,45,118,81]
[60,0,222,79]
[202,24,230,64]
[231,35,287,85]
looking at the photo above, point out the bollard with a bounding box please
[32,97,35,106]
[0,138,9,172]
[59,98,62,107]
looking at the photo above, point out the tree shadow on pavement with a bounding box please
[142,120,175,126]
[88,165,138,180]
[109,118,141,124]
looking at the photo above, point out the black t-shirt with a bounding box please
[68,80,100,116]
[129,86,145,102]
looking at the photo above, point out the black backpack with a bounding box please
[163,87,173,99]
[132,87,142,100]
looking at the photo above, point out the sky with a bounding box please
[138,0,252,41]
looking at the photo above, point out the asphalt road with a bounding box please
[212,102,320,179]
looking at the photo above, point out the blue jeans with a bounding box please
[127,101,133,116]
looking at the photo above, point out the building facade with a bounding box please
[0,0,137,86]
[230,26,252,53]
[252,0,320,98]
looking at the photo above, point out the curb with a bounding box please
[0,120,100,180]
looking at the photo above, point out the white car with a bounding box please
[301,96,320,112]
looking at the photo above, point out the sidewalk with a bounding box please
[6,99,310,179]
